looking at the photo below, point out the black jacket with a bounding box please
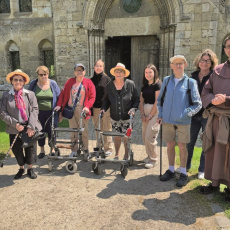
[91,72,111,108]
[101,78,140,121]
[191,70,212,117]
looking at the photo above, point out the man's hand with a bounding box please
[157,118,162,125]
[212,94,226,105]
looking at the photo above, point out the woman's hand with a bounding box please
[141,114,146,122]
[83,107,89,114]
[27,128,35,137]
[146,114,153,122]
[54,106,61,111]
[59,113,63,123]
[16,123,24,132]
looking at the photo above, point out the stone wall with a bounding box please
[1,0,230,90]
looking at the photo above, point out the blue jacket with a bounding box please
[28,79,60,126]
[157,74,202,125]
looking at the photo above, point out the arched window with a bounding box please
[19,0,32,12]
[0,0,10,13]
[39,40,55,77]
[8,42,20,71]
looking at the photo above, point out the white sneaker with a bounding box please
[69,151,77,157]
[175,167,181,174]
[145,161,157,169]
[198,172,204,179]
[105,151,112,157]
[142,157,149,164]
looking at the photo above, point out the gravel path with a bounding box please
[0,113,230,229]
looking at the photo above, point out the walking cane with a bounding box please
[159,124,162,177]
[0,134,19,168]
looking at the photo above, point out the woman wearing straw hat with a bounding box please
[0,69,42,179]
[101,63,139,160]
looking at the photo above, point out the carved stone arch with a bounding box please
[82,0,178,76]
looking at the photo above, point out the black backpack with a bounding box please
[160,77,194,106]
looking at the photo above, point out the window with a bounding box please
[122,0,142,14]
[8,42,20,70]
[10,51,20,70]
[0,0,10,13]
[39,40,55,78]
[19,0,32,13]
[43,50,55,77]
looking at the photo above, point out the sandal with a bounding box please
[200,183,220,194]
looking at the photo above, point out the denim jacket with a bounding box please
[102,78,139,121]
[157,74,202,125]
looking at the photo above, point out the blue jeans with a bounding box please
[186,116,207,172]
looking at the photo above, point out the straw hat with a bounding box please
[110,63,130,77]
[6,69,30,85]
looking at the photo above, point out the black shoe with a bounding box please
[176,173,189,187]
[200,183,219,194]
[160,169,175,181]
[38,152,45,159]
[14,168,25,179]
[27,168,37,179]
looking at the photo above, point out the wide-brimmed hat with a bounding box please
[169,55,187,64]
[110,63,130,77]
[6,69,30,85]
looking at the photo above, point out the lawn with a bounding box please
[175,146,230,219]
[0,119,10,160]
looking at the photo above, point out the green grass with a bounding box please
[0,119,10,160]
[175,146,230,219]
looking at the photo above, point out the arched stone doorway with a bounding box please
[84,0,178,90]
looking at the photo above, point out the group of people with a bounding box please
[1,35,230,202]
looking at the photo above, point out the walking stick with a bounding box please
[0,134,19,168]
[159,124,162,177]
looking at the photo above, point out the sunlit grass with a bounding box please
[0,119,10,160]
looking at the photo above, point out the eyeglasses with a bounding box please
[38,73,47,77]
[114,69,125,74]
[171,63,184,66]
[13,79,24,82]
[200,59,211,64]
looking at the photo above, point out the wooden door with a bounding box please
[131,36,160,93]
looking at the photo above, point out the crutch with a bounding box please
[159,124,163,177]
[0,134,19,168]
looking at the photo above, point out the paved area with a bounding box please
[1,111,230,229]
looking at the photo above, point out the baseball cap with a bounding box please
[74,63,85,70]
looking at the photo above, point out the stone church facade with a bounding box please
[0,0,230,93]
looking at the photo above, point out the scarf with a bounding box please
[14,89,28,122]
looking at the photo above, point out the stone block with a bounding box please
[202,3,210,12]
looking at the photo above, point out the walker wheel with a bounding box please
[129,151,134,166]
[120,164,128,178]
[83,152,89,162]
[92,162,102,175]
[65,161,77,174]
[48,160,52,172]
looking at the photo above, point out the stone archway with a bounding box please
[83,0,179,79]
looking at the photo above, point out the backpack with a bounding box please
[160,77,194,106]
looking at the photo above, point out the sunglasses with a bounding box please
[13,79,24,82]
[38,73,47,77]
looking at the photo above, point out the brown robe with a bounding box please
[201,61,230,187]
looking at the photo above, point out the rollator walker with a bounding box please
[47,110,88,173]
[92,112,134,178]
